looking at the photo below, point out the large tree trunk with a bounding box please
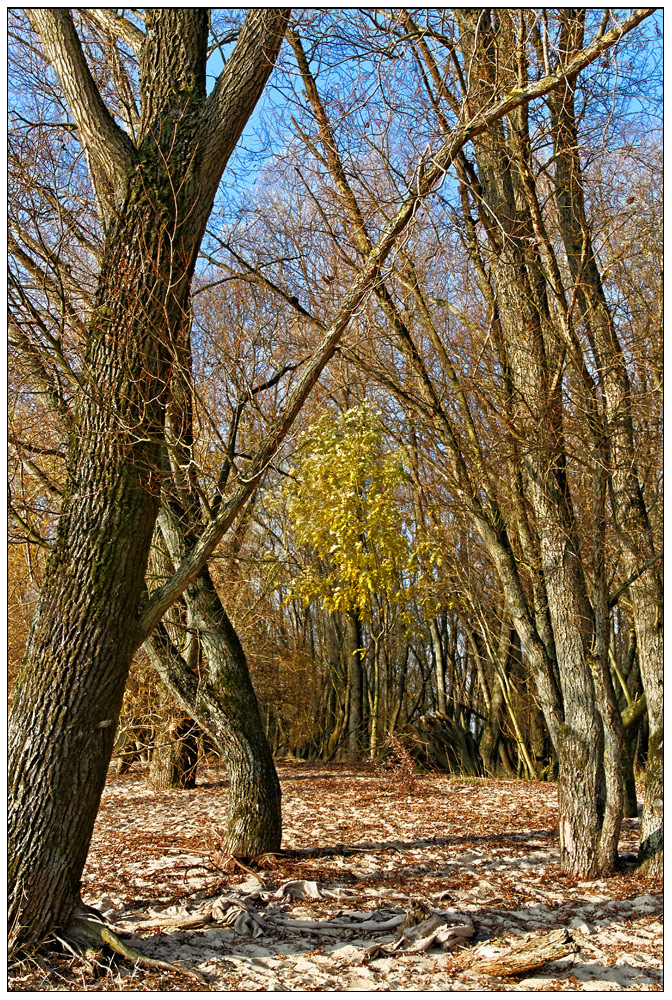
[549,15,662,874]
[8,175,183,950]
[8,9,288,952]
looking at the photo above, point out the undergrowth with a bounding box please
[375,732,418,793]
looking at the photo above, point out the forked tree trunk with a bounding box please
[454,8,623,876]
[8,9,288,951]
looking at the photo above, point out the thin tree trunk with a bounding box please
[369,634,382,757]
[622,720,640,819]
[150,716,199,790]
[429,617,448,715]
[147,506,282,855]
[471,631,501,775]
[345,610,364,760]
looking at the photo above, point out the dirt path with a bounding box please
[10,764,662,991]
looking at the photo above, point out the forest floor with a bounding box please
[9,763,662,992]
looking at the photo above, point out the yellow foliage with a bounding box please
[282,403,440,622]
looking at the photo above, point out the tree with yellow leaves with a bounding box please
[284,402,439,756]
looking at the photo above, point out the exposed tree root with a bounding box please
[469,928,577,976]
[57,911,209,985]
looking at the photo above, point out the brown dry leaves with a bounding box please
[9,763,663,991]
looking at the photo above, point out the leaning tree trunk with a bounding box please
[144,567,282,854]
[146,507,282,855]
[143,230,283,849]
[192,582,282,854]
[8,8,288,952]
[8,196,175,947]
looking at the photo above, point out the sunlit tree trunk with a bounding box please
[549,12,662,873]
[455,8,623,875]
[8,8,288,950]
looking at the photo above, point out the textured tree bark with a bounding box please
[143,570,282,854]
[8,9,288,951]
[146,506,282,855]
[622,721,640,819]
[9,173,185,949]
[149,716,199,790]
[454,8,623,875]
[549,15,662,874]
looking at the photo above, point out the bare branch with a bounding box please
[9,234,90,340]
[8,501,52,551]
[206,238,324,327]
[609,552,664,610]
[81,8,145,55]
[135,4,655,646]
[200,10,290,189]
[26,9,137,215]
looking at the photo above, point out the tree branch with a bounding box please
[206,238,324,327]
[8,501,52,550]
[27,9,137,215]
[9,234,90,340]
[134,4,655,648]
[199,10,290,193]
[608,551,663,609]
[622,693,647,729]
[81,8,145,55]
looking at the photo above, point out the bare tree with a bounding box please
[8,7,290,952]
[278,7,657,875]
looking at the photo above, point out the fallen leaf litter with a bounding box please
[13,763,662,991]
